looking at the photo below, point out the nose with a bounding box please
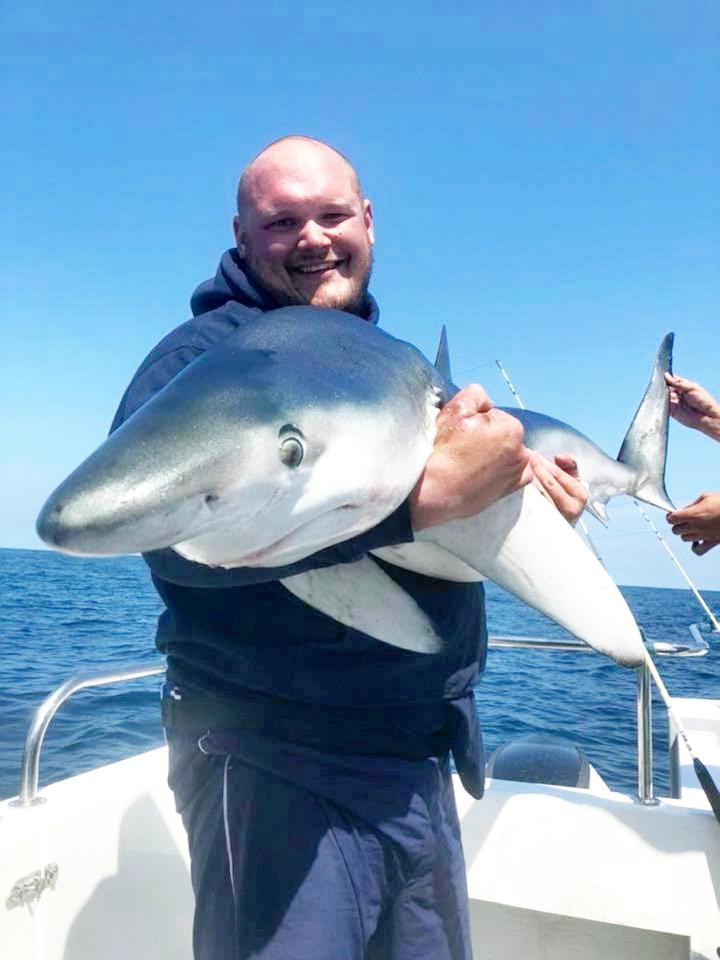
[297,219,332,252]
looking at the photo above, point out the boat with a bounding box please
[2,626,719,960]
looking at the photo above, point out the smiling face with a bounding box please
[233,138,375,315]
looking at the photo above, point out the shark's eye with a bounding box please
[278,425,305,468]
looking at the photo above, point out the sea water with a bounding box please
[1,547,718,800]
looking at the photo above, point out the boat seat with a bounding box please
[486,733,590,788]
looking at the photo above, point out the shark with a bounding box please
[36,308,674,668]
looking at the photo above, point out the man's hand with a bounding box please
[409,385,533,531]
[665,373,720,441]
[527,452,588,524]
[667,492,720,556]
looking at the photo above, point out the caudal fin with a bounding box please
[617,333,674,512]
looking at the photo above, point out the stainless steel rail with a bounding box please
[488,633,709,657]
[10,663,165,808]
[636,661,657,804]
[12,629,706,809]
[488,635,591,652]
[490,634,660,803]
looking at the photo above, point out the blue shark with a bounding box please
[36,309,673,667]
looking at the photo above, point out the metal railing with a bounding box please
[488,633,709,658]
[10,663,165,808]
[10,628,710,809]
[488,631,710,805]
[636,661,656,804]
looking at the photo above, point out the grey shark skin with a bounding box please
[37,308,667,668]
[38,309,440,564]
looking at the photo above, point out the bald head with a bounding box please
[236,136,363,221]
[231,135,374,315]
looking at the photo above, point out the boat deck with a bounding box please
[2,694,719,960]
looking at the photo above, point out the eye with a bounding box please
[321,211,349,226]
[266,217,296,231]
[278,425,305,468]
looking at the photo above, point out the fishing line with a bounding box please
[453,360,496,379]
[494,360,606,567]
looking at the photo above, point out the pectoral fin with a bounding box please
[281,557,444,654]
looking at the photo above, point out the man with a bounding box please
[665,372,720,555]
[112,136,586,960]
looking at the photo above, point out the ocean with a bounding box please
[1,546,718,801]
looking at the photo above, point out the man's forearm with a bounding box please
[408,386,531,531]
[699,418,720,443]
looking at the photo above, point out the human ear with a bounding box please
[363,200,375,245]
[233,215,247,257]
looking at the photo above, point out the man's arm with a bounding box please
[409,386,587,529]
[667,494,720,555]
[664,372,720,555]
[409,385,533,529]
[665,373,720,441]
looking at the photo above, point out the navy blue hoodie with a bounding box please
[111,249,487,795]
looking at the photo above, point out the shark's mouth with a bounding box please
[174,502,358,569]
[232,504,360,567]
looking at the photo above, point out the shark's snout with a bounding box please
[36,499,69,548]
[37,488,126,554]
[36,467,201,556]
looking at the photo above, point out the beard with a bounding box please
[241,246,373,318]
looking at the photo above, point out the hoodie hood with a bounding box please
[190,249,278,316]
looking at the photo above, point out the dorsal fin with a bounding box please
[617,332,674,511]
[434,326,452,382]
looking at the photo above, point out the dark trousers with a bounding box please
[167,731,474,960]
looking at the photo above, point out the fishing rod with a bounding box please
[495,358,720,821]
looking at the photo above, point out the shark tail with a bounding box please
[616,332,675,512]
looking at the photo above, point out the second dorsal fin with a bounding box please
[434,325,452,382]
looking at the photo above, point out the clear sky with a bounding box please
[2,1,719,597]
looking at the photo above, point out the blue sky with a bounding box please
[2,1,719,596]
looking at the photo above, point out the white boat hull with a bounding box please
[2,698,719,960]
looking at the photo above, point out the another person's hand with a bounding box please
[410,385,532,531]
[667,492,720,556]
[527,452,588,524]
[665,373,720,441]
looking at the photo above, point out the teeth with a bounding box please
[294,261,341,274]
